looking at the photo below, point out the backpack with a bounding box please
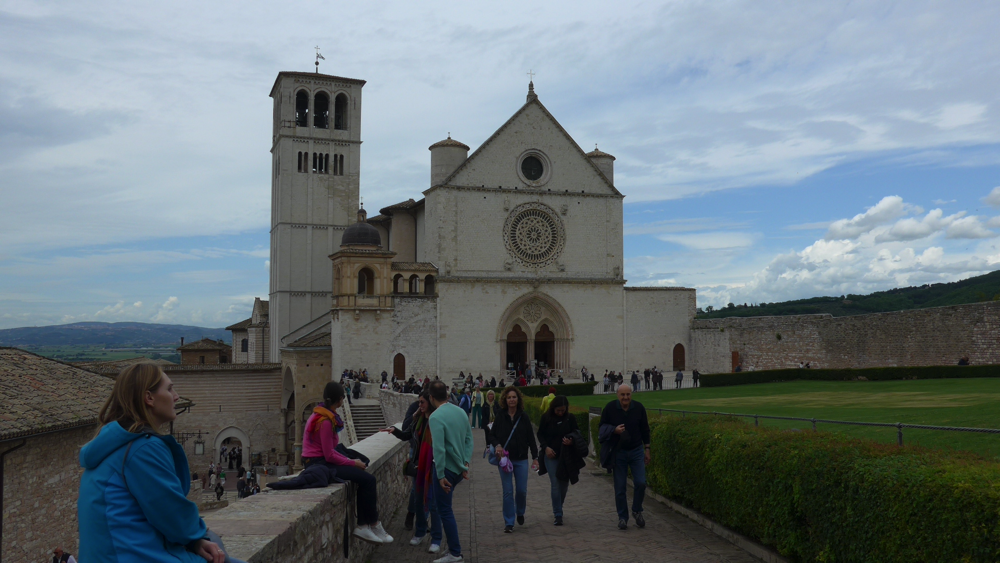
[459,394,472,413]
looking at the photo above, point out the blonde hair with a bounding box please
[98,363,165,433]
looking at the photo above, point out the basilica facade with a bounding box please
[267,70,696,399]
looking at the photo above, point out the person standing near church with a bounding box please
[630,370,640,392]
[599,384,650,530]
[675,370,683,389]
[471,387,484,429]
[427,380,473,563]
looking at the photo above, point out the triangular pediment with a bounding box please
[441,99,621,196]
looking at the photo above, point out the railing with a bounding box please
[333,294,394,309]
[649,408,1000,446]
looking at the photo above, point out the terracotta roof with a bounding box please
[177,338,231,351]
[428,137,470,151]
[162,363,281,372]
[367,214,390,223]
[0,348,114,441]
[225,318,252,331]
[391,262,439,272]
[379,199,418,215]
[287,331,332,348]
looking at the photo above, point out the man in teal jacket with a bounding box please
[428,380,473,563]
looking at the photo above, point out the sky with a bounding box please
[1,0,999,329]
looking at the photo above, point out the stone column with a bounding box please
[278,409,288,465]
[293,405,304,472]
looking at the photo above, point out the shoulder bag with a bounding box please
[484,413,521,466]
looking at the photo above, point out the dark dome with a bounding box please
[341,221,381,247]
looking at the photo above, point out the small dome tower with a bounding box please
[586,144,616,185]
[428,134,470,187]
[340,205,382,248]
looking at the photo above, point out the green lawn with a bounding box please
[569,379,1000,459]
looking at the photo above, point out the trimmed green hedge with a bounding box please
[521,396,590,446]
[701,364,1000,387]
[481,381,597,397]
[642,415,1000,562]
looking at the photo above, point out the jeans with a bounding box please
[471,406,482,428]
[612,444,646,521]
[434,465,464,557]
[499,458,529,526]
[413,482,442,544]
[205,529,247,563]
[336,464,379,525]
[543,456,568,517]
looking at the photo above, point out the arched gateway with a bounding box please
[496,292,573,372]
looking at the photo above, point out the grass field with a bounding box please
[20,345,179,364]
[569,379,1000,459]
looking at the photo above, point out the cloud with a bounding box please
[825,196,912,240]
[946,216,993,239]
[983,187,1000,208]
[657,231,756,250]
[933,199,956,205]
[151,296,179,322]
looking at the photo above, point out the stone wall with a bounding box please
[1,425,96,563]
[204,428,409,563]
[625,287,696,372]
[692,301,1000,372]
[379,389,417,428]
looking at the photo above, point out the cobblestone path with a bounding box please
[372,431,760,563]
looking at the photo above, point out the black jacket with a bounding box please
[599,399,650,452]
[489,409,538,461]
[536,412,579,454]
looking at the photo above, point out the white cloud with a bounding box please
[658,232,756,250]
[946,216,993,239]
[983,187,1000,208]
[825,196,912,240]
[151,296,179,322]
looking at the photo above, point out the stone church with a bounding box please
[267,69,697,392]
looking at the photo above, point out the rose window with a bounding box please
[504,203,565,267]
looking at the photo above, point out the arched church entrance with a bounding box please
[497,293,574,373]
[393,353,406,380]
[673,343,686,371]
[214,426,250,471]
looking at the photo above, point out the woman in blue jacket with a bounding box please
[78,363,242,563]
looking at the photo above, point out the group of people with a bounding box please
[601,367,702,392]
[218,443,241,469]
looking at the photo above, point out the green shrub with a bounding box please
[641,414,1000,562]
[701,365,1000,387]
[481,381,597,397]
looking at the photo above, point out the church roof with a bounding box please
[287,331,332,348]
[269,71,366,98]
[437,85,622,197]
[342,221,382,247]
[379,199,418,215]
[225,318,252,331]
[429,136,470,151]
[586,147,616,160]
[0,348,114,441]
[177,338,231,351]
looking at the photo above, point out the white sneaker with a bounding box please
[410,534,426,546]
[428,542,441,554]
[372,521,394,543]
[353,525,383,544]
[434,554,464,563]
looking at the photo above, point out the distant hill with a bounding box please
[698,269,1000,319]
[0,322,230,348]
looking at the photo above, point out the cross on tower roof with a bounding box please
[314,46,325,73]
[527,69,535,81]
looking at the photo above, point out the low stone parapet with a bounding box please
[379,389,417,427]
[203,428,408,562]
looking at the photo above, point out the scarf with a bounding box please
[305,406,344,434]
[415,421,435,504]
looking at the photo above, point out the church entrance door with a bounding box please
[534,324,555,369]
[673,343,685,371]
[393,353,405,380]
[506,324,528,372]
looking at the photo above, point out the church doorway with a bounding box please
[673,343,686,371]
[393,353,406,380]
[732,351,741,372]
[534,324,555,369]
[506,324,527,371]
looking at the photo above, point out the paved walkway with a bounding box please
[372,430,760,563]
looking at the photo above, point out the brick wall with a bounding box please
[1,425,95,563]
[692,301,1000,372]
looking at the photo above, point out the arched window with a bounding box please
[358,267,376,296]
[312,152,318,173]
[334,94,348,130]
[339,154,345,175]
[241,338,248,353]
[332,153,339,175]
[392,273,403,294]
[297,151,303,172]
[424,275,435,295]
[408,274,420,294]
[324,153,330,174]
[295,90,309,127]
[314,92,329,129]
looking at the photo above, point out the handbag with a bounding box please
[485,413,521,466]
[402,457,417,477]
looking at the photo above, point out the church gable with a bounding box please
[443,99,621,196]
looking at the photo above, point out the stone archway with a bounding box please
[214,426,251,470]
[497,292,573,372]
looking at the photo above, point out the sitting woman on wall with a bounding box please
[78,363,245,563]
[302,381,393,544]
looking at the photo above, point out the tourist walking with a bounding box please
[301,381,393,544]
[78,363,244,563]
[599,384,651,530]
[675,370,683,389]
[630,370,640,392]
[692,369,700,388]
[427,380,474,563]
[536,396,585,525]
[488,386,539,533]
[482,390,498,440]
[471,387,484,429]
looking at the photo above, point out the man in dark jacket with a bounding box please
[599,384,651,530]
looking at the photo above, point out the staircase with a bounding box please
[349,403,386,441]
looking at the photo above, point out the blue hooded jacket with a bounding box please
[78,421,208,563]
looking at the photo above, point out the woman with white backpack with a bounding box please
[487,386,538,533]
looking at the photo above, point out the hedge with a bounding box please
[480,381,597,397]
[634,414,1000,562]
[700,364,1000,387]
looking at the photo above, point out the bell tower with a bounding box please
[268,70,365,360]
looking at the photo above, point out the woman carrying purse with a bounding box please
[488,386,538,533]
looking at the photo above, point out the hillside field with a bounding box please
[570,379,1000,459]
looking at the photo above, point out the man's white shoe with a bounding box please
[410,534,426,546]
[372,522,394,543]
[433,554,464,563]
[353,525,383,544]
[428,543,441,554]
